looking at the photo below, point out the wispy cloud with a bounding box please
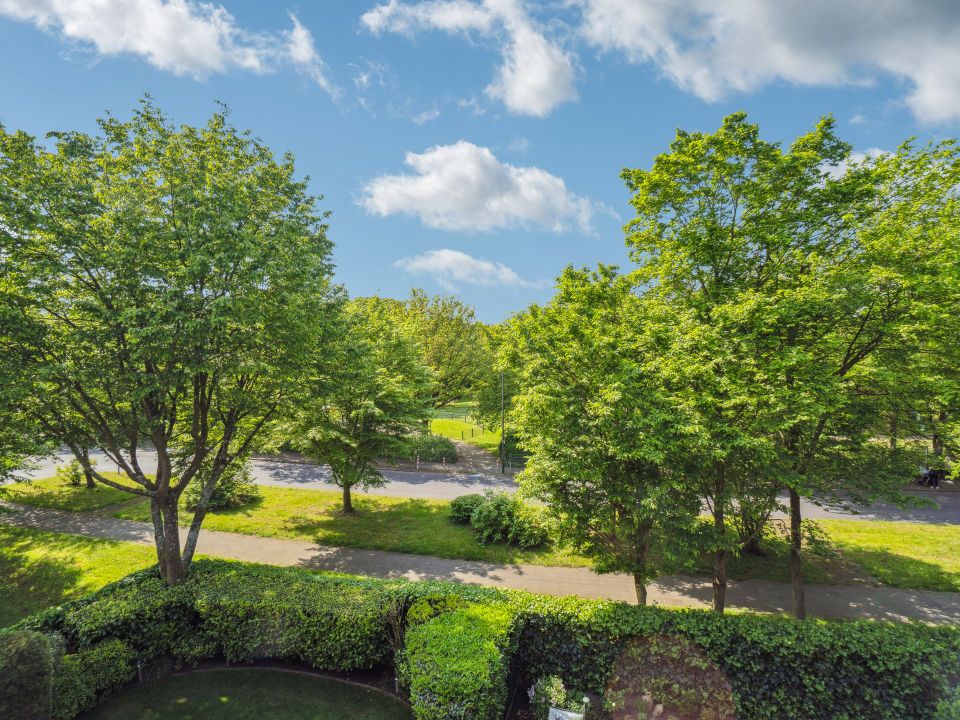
[395,248,542,290]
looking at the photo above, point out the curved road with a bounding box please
[17,449,960,523]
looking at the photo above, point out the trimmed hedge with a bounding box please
[7,559,960,720]
[512,595,960,720]
[396,433,458,463]
[52,639,136,720]
[403,604,515,720]
[0,630,54,720]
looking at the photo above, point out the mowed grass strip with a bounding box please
[0,524,156,627]
[429,418,500,454]
[0,473,141,512]
[819,519,960,593]
[115,485,591,568]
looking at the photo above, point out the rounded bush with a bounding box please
[184,460,262,511]
[450,494,485,524]
[467,492,548,549]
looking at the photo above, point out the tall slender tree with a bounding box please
[508,266,701,605]
[282,297,433,513]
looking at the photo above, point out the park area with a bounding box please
[2,72,960,720]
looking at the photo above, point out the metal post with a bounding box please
[499,369,505,474]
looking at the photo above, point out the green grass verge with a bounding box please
[0,474,139,511]
[429,417,500,454]
[0,524,155,627]
[820,519,960,592]
[115,486,588,567]
[83,669,411,720]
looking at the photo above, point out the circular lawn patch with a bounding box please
[82,668,411,720]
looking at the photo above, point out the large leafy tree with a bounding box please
[399,289,489,409]
[508,266,701,604]
[622,113,959,617]
[0,100,337,584]
[284,298,433,513]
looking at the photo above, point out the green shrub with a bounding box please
[403,604,515,720]
[55,460,85,487]
[528,675,589,719]
[450,494,485,524]
[937,686,960,720]
[603,634,735,719]
[513,597,960,720]
[468,492,548,549]
[406,595,470,627]
[397,433,458,463]
[52,639,136,720]
[0,629,54,720]
[184,460,262,511]
[507,501,549,549]
[469,492,514,544]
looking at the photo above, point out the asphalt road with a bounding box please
[17,449,960,522]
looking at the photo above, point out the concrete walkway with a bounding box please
[3,501,959,625]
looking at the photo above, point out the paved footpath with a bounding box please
[3,502,959,625]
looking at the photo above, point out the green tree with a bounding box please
[0,100,336,584]
[400,289,489,409]
[622,113,959,617]
[508,266,701,604]
[283,298,433,512]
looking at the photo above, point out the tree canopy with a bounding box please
[281,297,433,512]
[0,99,338,583]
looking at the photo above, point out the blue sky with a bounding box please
[1,1,958,322]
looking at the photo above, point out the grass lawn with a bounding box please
[0,524,155,627]
[820,519,960,592]
[0,473,139,511]
[429,417,500,454]
[115,486,589,567]
[84,669,411,720]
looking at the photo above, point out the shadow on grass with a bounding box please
[0,531,87,626]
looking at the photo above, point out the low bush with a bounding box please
[527,675,590,719]
[0,630,54,720]
[184,460,262,511]
[55,461,86,488]
[450,493,485,524]
[52,639,136,720]
[466,491,549,549]
[396,433,458,463]
[403,604,515,720]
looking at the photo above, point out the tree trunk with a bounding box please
[933,411,948,457]
[788,488,806,620]
[154,498,185,585]
[633,574,648,606]
[713,502,727,614]
[342,484,354,513]
[80,449,95,489]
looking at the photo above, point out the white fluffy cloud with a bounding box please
[0,0,337,94]
[577,0,960,123]
[359,140,595,233]
[395,249,536,289]
[361,0,577,117]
